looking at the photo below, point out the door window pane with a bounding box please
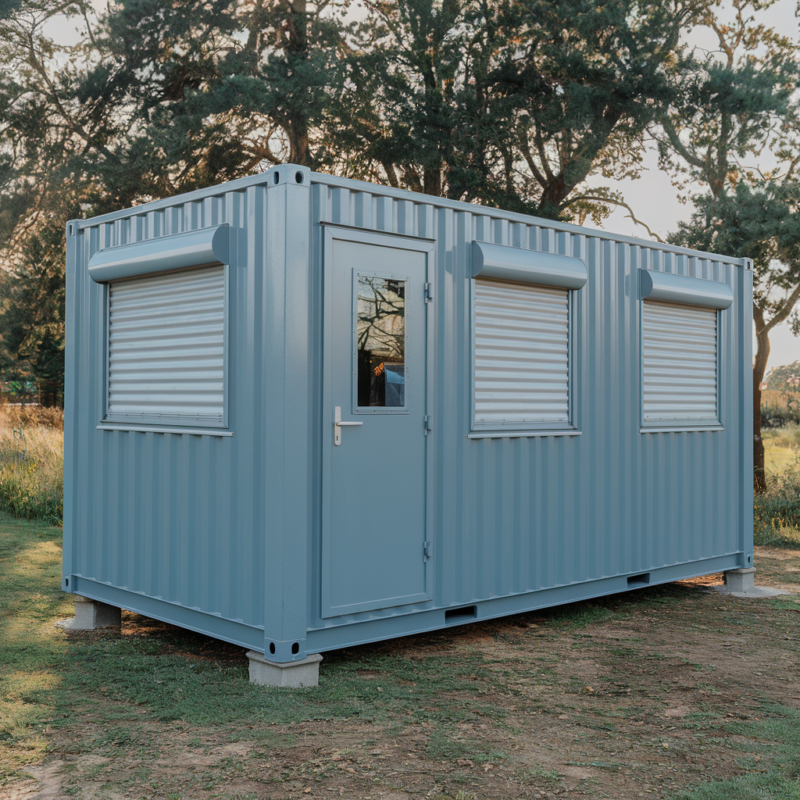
[357,276,406,407]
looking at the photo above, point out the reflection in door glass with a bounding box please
[357,276,406,407]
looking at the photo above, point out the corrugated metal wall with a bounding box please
[307,175,752,632]
[66,166,751,655]
[65,180,273,640]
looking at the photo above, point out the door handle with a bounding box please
[334,406,363,446]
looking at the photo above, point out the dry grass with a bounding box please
[764,424,800,475]
[0,405,64,524]
[762,389,800,429]
[755,468,800,549]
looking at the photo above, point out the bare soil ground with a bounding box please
[3,540,800,800]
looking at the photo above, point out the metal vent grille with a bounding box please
[474,278,570,425]
[642,301,718,423]
[107,266,225,423]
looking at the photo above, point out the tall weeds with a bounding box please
[0,406,64,524]
[754,466,800,548]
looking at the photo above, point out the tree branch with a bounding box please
[564,194,666,242]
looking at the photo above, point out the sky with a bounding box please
[581,0,800,369]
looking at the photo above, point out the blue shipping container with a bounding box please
[63,164,753,663]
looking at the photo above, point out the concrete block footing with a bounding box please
[56,596,122,630]
[724,567,756,593]
[247,651,322,687]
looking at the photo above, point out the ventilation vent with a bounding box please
[445,606,477,624]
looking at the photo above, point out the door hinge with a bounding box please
[424,282,434,302]
[424,415,432,434]
[424,541,433,560]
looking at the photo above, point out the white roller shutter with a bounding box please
[642,301,718,424]
[474,278,570,425]
[107,265,225,423]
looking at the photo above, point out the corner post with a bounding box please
[739,258,754,570]
[263,165,313,663]
[62,220,80,594]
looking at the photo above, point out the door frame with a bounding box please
[320,224,436,619]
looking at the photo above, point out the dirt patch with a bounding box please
[751,547,800,592]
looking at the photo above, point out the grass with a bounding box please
[675,706,800,800]
[764,423,800,476]
[3,512,800,797]
[0,405,63,524]
[0,513,71,778]
[761,390,800,428]
[754,467,800,549]
[755,424,800,548]
[0,510,512,785]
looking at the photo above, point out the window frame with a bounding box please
[468,276,580,439]
[100,264,230,431]
[639,298,724,434]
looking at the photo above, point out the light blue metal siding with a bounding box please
[306,176,751,635]
[65,165,752,660]
[65,187,273,645]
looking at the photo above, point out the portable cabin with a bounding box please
[63,164,753,681]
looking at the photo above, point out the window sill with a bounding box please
[97,424,234,437]
[467,429,581,440]
[639,425,723,434]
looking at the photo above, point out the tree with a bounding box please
[494,0,695,221]
[0,0,99,403]
[0,0,346,402]
[333,0,693,221]
[4,0,787,410]
[669,181,800,490]
[78,0,346,205]
[765,360,800,391]
[656,0,800,491]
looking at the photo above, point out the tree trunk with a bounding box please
[753,308,771,494]
[283,0,309,166]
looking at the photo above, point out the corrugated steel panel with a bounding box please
[108,266,225,421]
[64,165,753,661]
[642,301,717,423]
[306,178,752,632]
[64,185,271,640]
[473,278,569,424]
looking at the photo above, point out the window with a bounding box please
[641,301,718,426]
[105,265,226,427]
[473,278,570,428]
[356,275,406,409]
